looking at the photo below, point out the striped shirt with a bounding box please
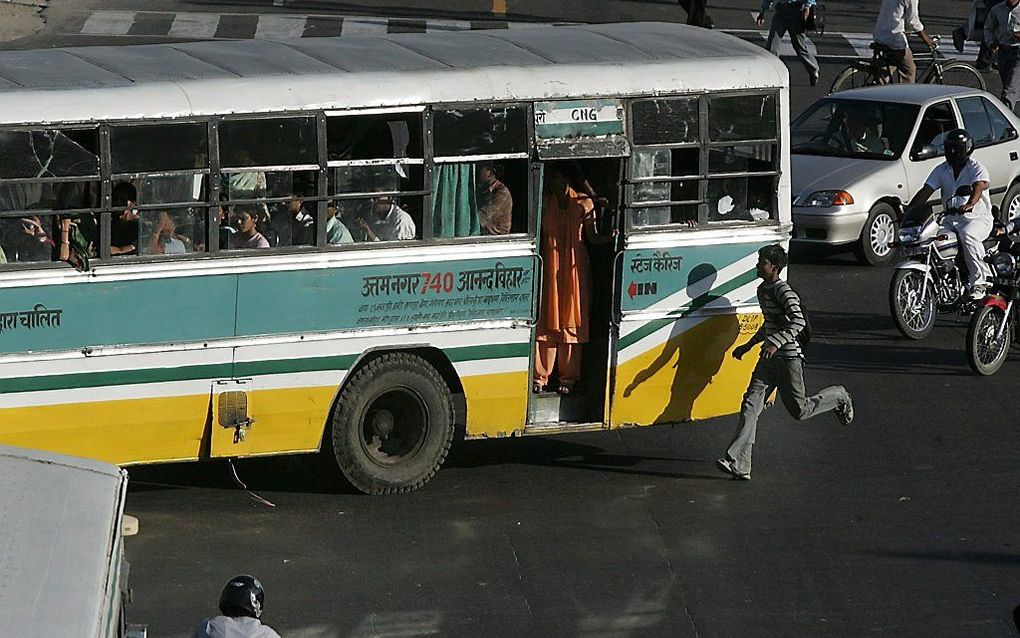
[749,279,807,359]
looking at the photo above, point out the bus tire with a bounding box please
[330,352,454,495]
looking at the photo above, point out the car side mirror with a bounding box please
[912,144,939,161]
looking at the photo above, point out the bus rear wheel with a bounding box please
[330,352,454,494]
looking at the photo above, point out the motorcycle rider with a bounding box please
[904,128,993,299]
[192,575,281,638]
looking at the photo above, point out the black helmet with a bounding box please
[218,575,264,619]
[944,128,974,166]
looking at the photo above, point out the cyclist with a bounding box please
[873,0,936,83]
[904,129,993,299]
[983,0,1020,111]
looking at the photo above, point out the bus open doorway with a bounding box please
[528,158,622,430]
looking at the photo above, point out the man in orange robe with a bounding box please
[534,166,597,394]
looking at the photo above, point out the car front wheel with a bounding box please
[855,203,897,266]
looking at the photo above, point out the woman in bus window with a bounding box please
[534,164,610,395]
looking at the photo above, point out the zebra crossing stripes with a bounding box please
[68,11,985,63]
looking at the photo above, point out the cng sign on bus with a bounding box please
[534,98,627,159]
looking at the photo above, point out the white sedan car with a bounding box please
[790,84,1020,265]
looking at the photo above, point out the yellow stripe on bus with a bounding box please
[462,370,529,438]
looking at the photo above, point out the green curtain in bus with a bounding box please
[431,163,480,238]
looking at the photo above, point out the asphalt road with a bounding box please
[124,249,1020,637]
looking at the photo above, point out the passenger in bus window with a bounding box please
[476,162,512,235]
[109,181,140,256]
[218,202,235,250]
[325,200,354,245]
[256,209,280,248]
[534,164,612,395]
[359,193,416,241]
[228,205,270,250]
[9,212,54,262]
[280,193,315,246]
[145,211,192,255]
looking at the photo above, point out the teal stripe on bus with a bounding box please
[617,267,758,351]
[0,362,234,394]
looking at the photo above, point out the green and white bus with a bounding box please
[0,22,790,493]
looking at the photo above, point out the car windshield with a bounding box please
[791,99,920,160]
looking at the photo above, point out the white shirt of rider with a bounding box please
[924,157,992,221]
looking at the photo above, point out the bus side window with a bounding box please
[432,106,529,239]
[0,127,101,265]
[220,117,319,250]
[705,94,779,224]
[326,112,425,243]
[109,122,210,256]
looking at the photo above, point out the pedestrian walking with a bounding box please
[758,0,820,86]
[679,0,714,28]
[716,244,854,481]
[953,0,997,71]
[192,575,282,638]
[984,0,1020,111]
[872,0,935,84]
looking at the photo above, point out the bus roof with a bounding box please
[0,22,788,125]
[0,445,127,637]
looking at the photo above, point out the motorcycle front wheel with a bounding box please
[967,305,1011,376]
[890,269,936,339]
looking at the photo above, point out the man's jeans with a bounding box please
[998,47,1020,111]
[766,3,819,78]
[725,355,849,476]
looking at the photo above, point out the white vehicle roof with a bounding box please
[0,22,788,125]
[0,445,127,638]
[829,83,982,105]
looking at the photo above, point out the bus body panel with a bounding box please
[610,233,787,427]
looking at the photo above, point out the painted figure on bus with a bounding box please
[476,162,512,235]
[534,164,611,395]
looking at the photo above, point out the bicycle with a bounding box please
[830,35,987,94]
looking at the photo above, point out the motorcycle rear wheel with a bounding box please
[967,305,1011,376]
[890,269,936,339]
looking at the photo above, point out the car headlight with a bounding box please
[993,252,1015,276]
[800,190,855,207]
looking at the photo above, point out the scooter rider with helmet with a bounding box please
[192,575,282,638]
[905,128,994,299]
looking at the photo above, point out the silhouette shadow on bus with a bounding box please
[622,263,740,424]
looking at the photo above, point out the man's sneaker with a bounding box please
[836,392,854,425]
[716,458,751,480]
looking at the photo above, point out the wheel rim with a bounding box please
[360,388,429,466]
[1008,193,1020,220]
[896,272,934,332]
[937,64,986,91]
[975,310,1009,366]
[870,212,895,258]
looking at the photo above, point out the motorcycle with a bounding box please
[966,233,1020,375]
[889,205,1000,340]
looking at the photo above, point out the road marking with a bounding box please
[80,10,136,36]
[168,12,219,39]
[340,16,390,35]
[254,14,307,39]
[425,19,473,33]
